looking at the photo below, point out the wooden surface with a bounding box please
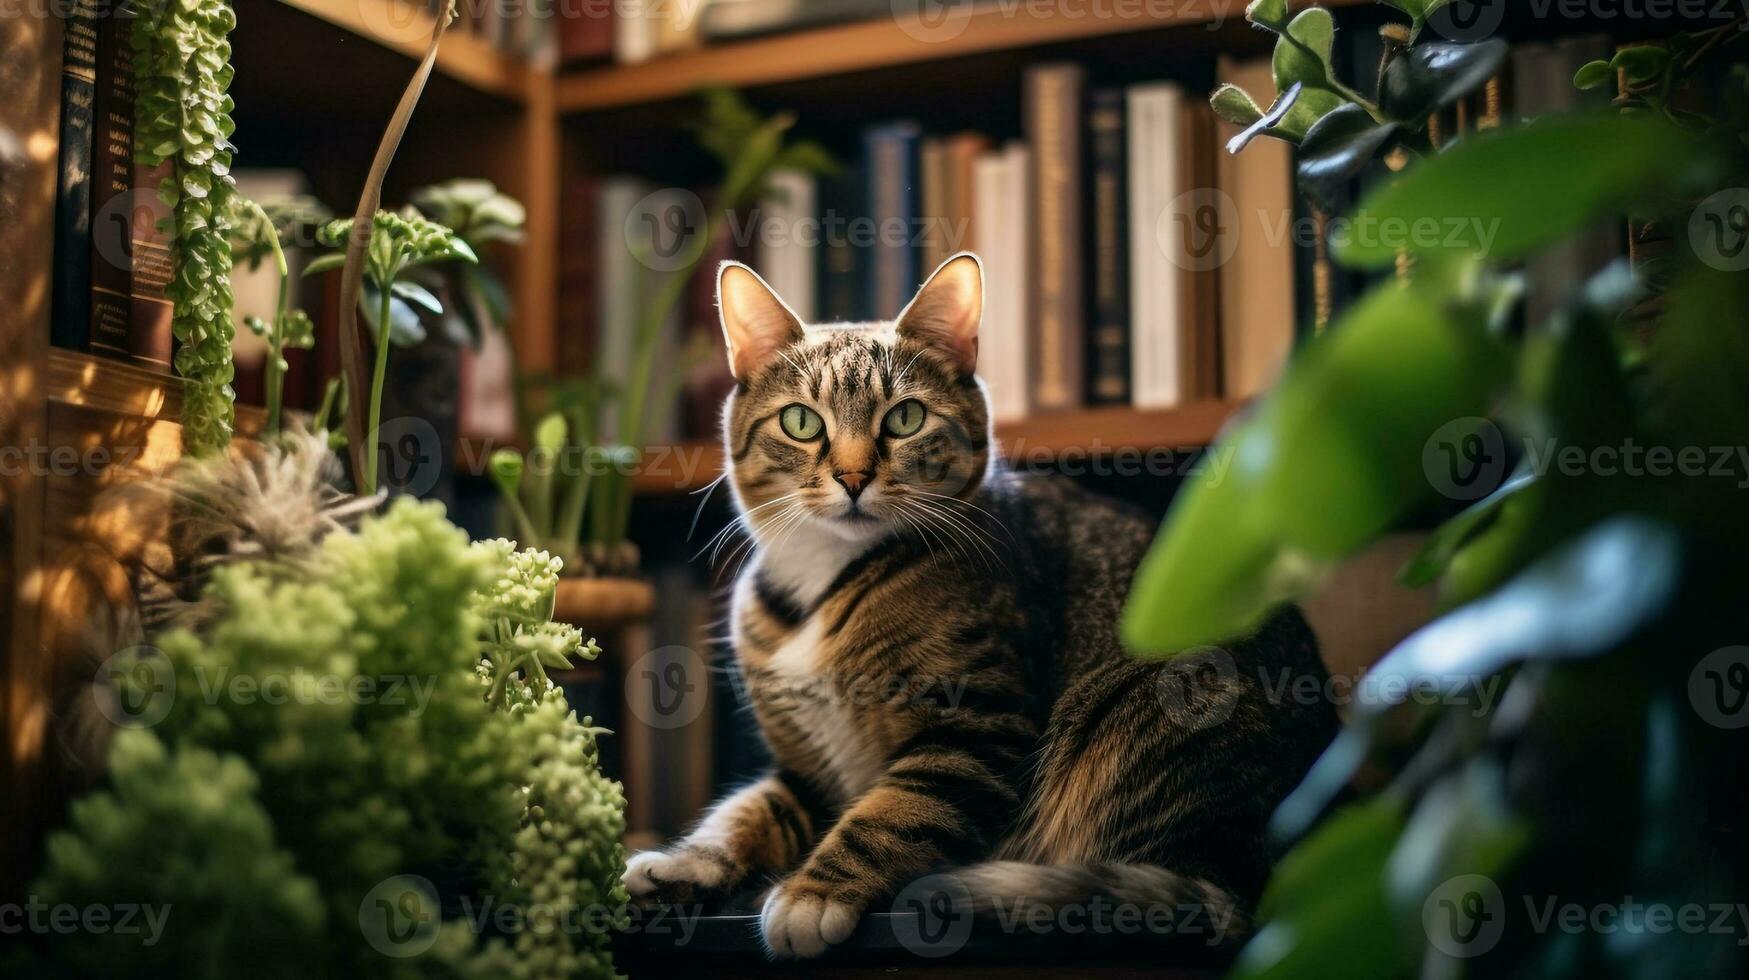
[553,575,656,633]
[1,7,64,899]
[556,0,1368,112]
[632,402,1242,494]
[275,0,541,100]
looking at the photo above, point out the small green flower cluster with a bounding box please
[317,207,477,293]
[132,0,241,456]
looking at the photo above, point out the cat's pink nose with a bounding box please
[834,469,872,501]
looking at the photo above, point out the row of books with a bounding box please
[465,0,916,67]
[556,60,1299,439]
[49,0,175,365]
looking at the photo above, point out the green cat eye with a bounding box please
[882,399,927,438]
[779,404,824,441]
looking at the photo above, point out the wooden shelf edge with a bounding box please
[631,401,1241,494]
[47,348,268,433]
[275,0,544,102]
[556,0,1367,113]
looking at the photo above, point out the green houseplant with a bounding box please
[227,195,331,438]
[17,460,626,978]
[1125,4,1749,978]
[133,0,241,456]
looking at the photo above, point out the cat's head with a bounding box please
[717,253,992,543]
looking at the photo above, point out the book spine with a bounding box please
[817,160,867,321]
[87,0,133,360]
[51,0,100,351]
[973,144,1031,425]
[918,137,948,273]
[1179,99,1221,400]
[944,132,986,257]
[556,171,599,376]
[129,164,175,365]
[1025,64,1085,411]
[559,0,614,64]
[757,169,817,321]
[863,122,920,319]
[1086,88,1129,406]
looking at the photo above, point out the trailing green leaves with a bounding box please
[133,0,241,455]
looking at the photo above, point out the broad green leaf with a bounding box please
[1365,517,1679,687]
[1399,467,1535,587]
[1233,797,1409,980]
[390,280,444,316]
[1297,104,1401,213]
[1611,44,1670,83]
[1122,279,1506,652]
[1380,40,1509,123]
[1573,59,1613,90]
[1337,113,1701,268]
[1246,0,1290,29]
[1211,82,1266,128]
[1272,8,1337,94]
[1226,84,1317,153]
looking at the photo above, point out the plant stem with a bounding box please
[364,277,395,494]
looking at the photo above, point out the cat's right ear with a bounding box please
[718,261,805,380]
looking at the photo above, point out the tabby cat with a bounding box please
[624,254,1339,958]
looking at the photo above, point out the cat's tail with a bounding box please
[935,860,1249,945]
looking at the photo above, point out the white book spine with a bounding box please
[1129,83,1185,409]
[974,144,1030,426]
[614,0,656,64]
[757,169,818,322]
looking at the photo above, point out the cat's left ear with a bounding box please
[896,252,983,376]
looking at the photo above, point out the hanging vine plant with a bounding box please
[132,0,240,456]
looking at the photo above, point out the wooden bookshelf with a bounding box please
[555,0,1370,113]
[630,402,1242,494]
[274,0,542,101]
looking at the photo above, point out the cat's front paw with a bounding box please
[623,847,738,906]
[760,878,862,959]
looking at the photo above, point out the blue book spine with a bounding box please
[51,0,100,351]
[862,121,921,320]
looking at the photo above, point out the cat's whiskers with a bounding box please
[698,491,800,563]
[903,495,1005,574]
[908,488,1019,548]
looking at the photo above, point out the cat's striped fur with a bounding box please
[624,255,1339,958]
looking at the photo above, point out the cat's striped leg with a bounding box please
[760,715,1034,957]
[625,770,829,906]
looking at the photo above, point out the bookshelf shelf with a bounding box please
[629,401,1242,494]
[554,0,1369,113]
[272,0,543,102]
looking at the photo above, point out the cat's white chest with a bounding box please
[761,619,887,800]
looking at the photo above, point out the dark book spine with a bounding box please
[863,122,920,320]
[1025,64,1085,411]
[817,160,866,321]
[1086,88,1129,406]
[558,0,614,64]
[88,0,134,359]
[51,0,100,351]
[556,171,598,376]
[129,155,175,365]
